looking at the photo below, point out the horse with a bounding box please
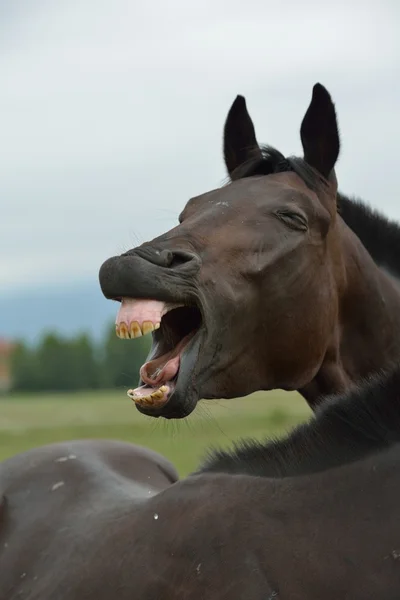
[99,82,400,420]
[0,440,179,598]
[2,366,400,598]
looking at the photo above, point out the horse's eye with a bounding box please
[275,210,308,232]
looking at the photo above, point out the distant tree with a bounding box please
[33,332,100,392]
[68,333,99,390]
[11,341,39,391]
[101,324,152,389]
[35,332,73,391]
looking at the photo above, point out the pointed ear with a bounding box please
[300,83,340,179]
[223,95,262,177]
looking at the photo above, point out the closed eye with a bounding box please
[275,209,308,232]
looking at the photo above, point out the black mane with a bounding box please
[232,144,327,194]
[196,365,400,479]
[338,194,400,279]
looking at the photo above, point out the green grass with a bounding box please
[0,389,312,476]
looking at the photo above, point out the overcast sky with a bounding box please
[1,0,399,294]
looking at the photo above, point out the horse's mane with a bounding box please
[338,194,400,279]
[197,365,400,478]
[231,144,327,194]
[231,144,400,279]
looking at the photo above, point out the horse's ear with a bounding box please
[223,95,262,177]
[300,83,340,179]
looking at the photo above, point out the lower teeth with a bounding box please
[127,384,168,404]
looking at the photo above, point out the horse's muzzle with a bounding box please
[98,248,201,303]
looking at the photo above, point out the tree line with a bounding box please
[10,323,151,392]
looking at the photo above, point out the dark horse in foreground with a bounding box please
[100,82,400,419]
[2,367,400,598]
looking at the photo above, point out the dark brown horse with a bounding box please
[99,83,400,419]
[2,366,400,598]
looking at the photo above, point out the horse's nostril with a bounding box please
[167,250,196,269]
[160,250,174,266]
[121,246,199,270]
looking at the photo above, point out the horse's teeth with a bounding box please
[130,321,142,338]
[127,385,169,406]
[117,322,128,339]
[142,321,154,335]
[115,320,161,339]
[128,391,153,404]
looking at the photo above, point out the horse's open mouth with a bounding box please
[115,298,203,412]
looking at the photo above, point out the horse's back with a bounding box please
[0,439,178,599]
[0,438,178,491]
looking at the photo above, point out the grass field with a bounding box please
[0,389,312,476]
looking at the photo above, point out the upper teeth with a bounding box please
[115,300,185,340]
[116,321,160,339]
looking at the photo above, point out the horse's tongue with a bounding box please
[139,331,196,387]
[140,355,181,386]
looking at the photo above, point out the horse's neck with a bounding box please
[301,222,400,409]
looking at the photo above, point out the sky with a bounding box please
[1,0,399,295]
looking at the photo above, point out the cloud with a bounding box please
[1,0,399,291]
